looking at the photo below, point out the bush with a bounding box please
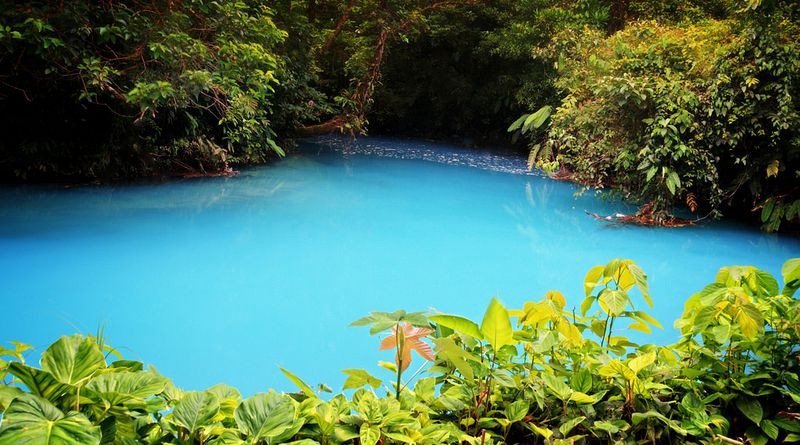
[1,258,798,444]
[519,5,800,230]
[0,1,290,180]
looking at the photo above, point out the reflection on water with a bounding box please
[0,137,798,396]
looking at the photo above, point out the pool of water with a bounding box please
[1,136,798,395]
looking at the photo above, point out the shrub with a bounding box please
[0,1,290,179]
[517,6,800,230]
[1,258,798,444]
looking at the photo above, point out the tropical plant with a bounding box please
[1,258,798,444]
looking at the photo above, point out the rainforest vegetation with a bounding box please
[0,258,798,444]
[0,0,798,230]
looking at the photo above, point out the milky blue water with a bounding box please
[1,136,798,395]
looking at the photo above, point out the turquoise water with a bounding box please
[1,136,798,395]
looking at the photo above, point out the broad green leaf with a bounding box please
[7,363,70,403]
[359,424,380,445]
[628,352,656,374]
[556,320,583,347]
[522,106,552,132]
[171,391,220,435]
[504,399,528,422]
[85,371,168,406]
[599,290,628,316]
[527,422,553,439]
[541,373,572,401]
[559,416,586,436]
[570,369,592,393]
[735,304,764,338]
[480,298,514,351]
[569,391,596,404]
[41,335,105,386]
[761,419,778,440]
[414,376,436,402]
[0,386,23,412]
[341,369,381,390]
[280,368,316,398]
[429,315,483,340]
[432,337,475,380]
[736,397,763,425]
[627,263,652,307]
[0,394,101,444]
[783,258,800,297]
[598,359,637,382]
[593,420,620,434]
[507,114,529,132]
[631,410,687,435]
[751,269,779,297]
[235,391,300,444]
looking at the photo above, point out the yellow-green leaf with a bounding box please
[480,298,514,352]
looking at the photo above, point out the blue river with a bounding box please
[1,136,798,395]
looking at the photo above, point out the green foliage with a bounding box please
[2,258,798,444]
[0,0,296,179]
[515,2,800,229]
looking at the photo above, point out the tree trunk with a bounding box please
[299,26,389,136]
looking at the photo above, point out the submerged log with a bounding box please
[585,202,696,228]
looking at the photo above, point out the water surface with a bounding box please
[1,136,798,395]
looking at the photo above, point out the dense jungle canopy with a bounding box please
[0,0,798,231]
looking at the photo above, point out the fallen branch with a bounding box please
[585,202,696,228]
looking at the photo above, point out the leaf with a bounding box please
[0,394,101,444]
[480,298,514,351]
[235,391,300,444]
[341,369,381,390]
[0,385,23,411]
[627,263,652,307]
[666,171,681,195]
[760,419,778,440]
[782,258,800,297]
[527,422,553,439]
[414,376,436,402]
[7,363,70,403]
[584,265,605,298]
[504,399,528,422]
[86,371,168,406]
[736,397,763,425]
[171,391,220,435]
[631,410,687,435]
[359,424,380,445]
[570,369,592,393]
[735,304,763,338]
[633,311,662,329]
[507,114,529,132]
[628,322,651,333]
[41,335,105,386]
[522,106,552,132]
[559,416,586,436]
[432,337,475,380]
[627,352,656,374]
[569,391,597,404]
[541,373,572,401]
[599,290,628,316]
[429,315,483,340]
[580,296,595,316]
[766,160,779,178]
[280,368,317,398]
